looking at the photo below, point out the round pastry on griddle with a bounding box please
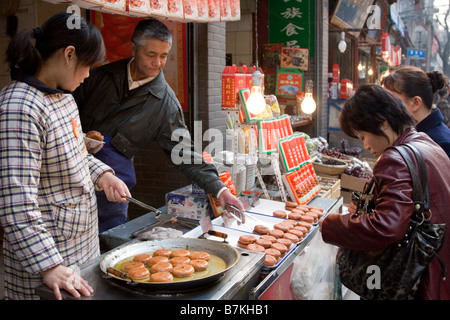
[269,229,284,239]
[260,235,277,243]
[299,214,314,224]
[290,208,306,215]
[127,267,150,280]
[305,211,319,222]
[296,205,311,211]
[255,237,272,249]
[288,211,303,221]
[150,261,173,273]
[283,232,300,243]
[276,238,292,248]
[133,253,152,264]
[189,259,209,271]
[294,225,308,234]
[264,255,278,267]
[150,272,173,283]
[122,261,145,272]
[237,241,249,249]
[281,219,297,227]
[273,210,287,218]
[146,256,169,267]
[190,251,210,261]
[296,220,312,230]
[288,229,304,238]
[238,235,257,245]
[285,201,298,210]
[153,249,172,257]
[265,248,281,259]
[172,264,195,277]
[170,256,190,266]
[171,249,190,258]
[246,243,266,252]
[253,225,270,235]
[271,242,288,255]
[310,209,324,218]
[273,223,290,233]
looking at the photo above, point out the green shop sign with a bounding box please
[268,0,315,57]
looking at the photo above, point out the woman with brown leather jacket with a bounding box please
[319,84,450,300]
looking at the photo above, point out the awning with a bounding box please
[42,0,241,23]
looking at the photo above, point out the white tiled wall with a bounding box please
[226,13,253,66]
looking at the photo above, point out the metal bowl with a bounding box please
[99,238,240,292]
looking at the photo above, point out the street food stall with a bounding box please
[35,196,342,300]
[30,0,345,301]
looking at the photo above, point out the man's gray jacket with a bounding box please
[73,58,226,197]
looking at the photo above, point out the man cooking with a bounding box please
[73,19,244,232]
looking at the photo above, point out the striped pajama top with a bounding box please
[0,79,112,299]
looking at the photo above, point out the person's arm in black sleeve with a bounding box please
[156,107,245,217]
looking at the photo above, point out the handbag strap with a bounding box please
[392,144,447,288]
[391,143,430,217]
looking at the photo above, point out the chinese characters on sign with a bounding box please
[269,0,315,57]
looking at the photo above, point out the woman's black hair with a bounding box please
[381,66,448,110]
[6,11,105,76]
[339,84,416,139]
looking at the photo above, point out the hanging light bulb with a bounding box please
[358,62,365,79]
[338,31,347,53]
[246,70,266,115]
[301,80,316,114]
[368,67,374,76]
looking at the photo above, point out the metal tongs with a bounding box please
[125,196,161,215]
[224,204,265,225]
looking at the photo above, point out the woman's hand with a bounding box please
[41,265,93,300]
[97,172,131,202]
[347,202,357,214]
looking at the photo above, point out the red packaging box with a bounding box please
[332,64,340,83]
[222,65,247,109]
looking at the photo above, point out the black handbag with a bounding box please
[337,143,446,300]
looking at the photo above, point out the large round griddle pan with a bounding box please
[99,238,240,292]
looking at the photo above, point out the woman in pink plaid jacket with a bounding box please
[0,12,130,300]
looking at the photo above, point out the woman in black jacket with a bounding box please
[381,66,450,157]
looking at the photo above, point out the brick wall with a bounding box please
[198,23,227,135]
[129,143,190,218]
